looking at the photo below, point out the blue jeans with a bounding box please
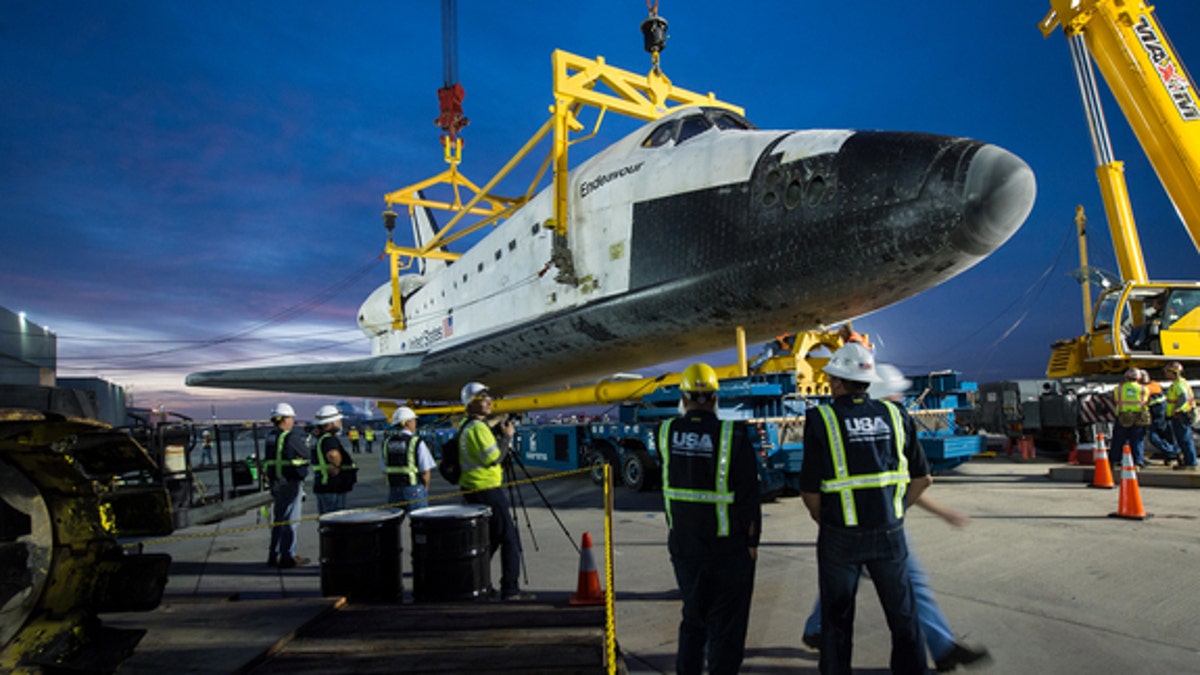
[669,534,756,675]
[1109,423,1146,466]
[805,531,953,662]
[817,523,927,675]
[464,488,522,596]
[269,480,304,560]
[316,492,346,515]
[389,484,429,514]
[1171,414,1197,467]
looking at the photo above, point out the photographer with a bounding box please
[458,382,532,601]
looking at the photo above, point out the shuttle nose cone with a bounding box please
[956,144,1036,256]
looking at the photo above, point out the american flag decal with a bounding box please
[443,315,453,337]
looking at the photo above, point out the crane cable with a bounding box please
[434,0,468,145]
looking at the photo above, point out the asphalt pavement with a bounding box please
[105,451,1200,673]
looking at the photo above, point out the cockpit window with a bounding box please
[640,107,756,148]
[642,121,678,148]
[676,114,713,144]
[710,110,753,130]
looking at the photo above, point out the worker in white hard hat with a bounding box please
[658,363,761,674]
[457,381,531,601]
[798,343,932,674]
[801,364,990,671]
[264,402,311,568]
[311,404,357,514]
[383,406,435,513]
[199,428,215,466]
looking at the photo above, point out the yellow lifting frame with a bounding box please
[379,48,743,331]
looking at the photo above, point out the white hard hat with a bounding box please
[270,402,296,419]
[314,404,343,425]
[392,406,418,424]
[868,363,912,399]
[823,342,881,383]
[460,381,490,405]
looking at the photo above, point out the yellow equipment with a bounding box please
[378,46,742,332]
[1041,0,1200,377]
[1,389,173,671]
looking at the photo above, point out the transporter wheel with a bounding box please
[584,446,616,486]
[621,450,655,492]
[0,458,53,650]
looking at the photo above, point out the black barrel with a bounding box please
[410,504,492,602]
[318,508,404,603]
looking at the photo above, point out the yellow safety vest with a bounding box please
[459,419,502,490]
[815,401,910,527]
[1114,382,1146,413]
[1166,377,1195,417]
[312,433,356,487]
[383,433,420,484]
[262,429,308,481]
[658,419,736,537]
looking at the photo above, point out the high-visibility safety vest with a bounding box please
[364,428,375,442]
[1114,382,1146,413]
[312,433,356,487]
[262,429,308,481]
[1166,377,1195,417]
[658,419,736,537]
[814,401,910,528]
[383,432,420,485]
[348,428,360,441]
[459,419,502,490]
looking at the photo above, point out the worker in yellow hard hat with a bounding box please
[1163,362,1196,471]
[658,362,761,673]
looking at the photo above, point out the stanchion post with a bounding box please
[603,462,617,675]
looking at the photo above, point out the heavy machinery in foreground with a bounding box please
[0,386,173,673]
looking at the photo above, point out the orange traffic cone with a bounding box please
[569,531,605,606]
[1089,433,1115,489]
[1110,443,1149,520]
[1019,435,1036,460]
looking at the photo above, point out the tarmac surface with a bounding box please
[107,451,1200,674]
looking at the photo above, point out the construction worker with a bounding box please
[1164,362,1197,471]
[348,426,361,453]
[1110,368,1150,468]
[363,426,375,453]
[458,381,531,601]
[311,405,357,514]
[799,343,931,675]
[802,364,989,672]
[383,406,435,514]
[658,362,761,675]
[1140,369,1178,465]
[199,430,214,466]
[263,403,310,568]
[750,333,794,372]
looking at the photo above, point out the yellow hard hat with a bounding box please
[680,363,720,394]
[1164,361,1184,373]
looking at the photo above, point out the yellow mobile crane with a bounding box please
[1041,0,1200,378]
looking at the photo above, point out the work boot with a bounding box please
[278,556,311,569]
[267,555,278,567]
[1173,464,1198,471]
[801,633,820,650]
[501,590,536,602]
[934,642,991,672]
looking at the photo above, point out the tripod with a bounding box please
[503,447,581,571]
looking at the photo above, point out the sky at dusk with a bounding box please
[3,1,1199,421]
